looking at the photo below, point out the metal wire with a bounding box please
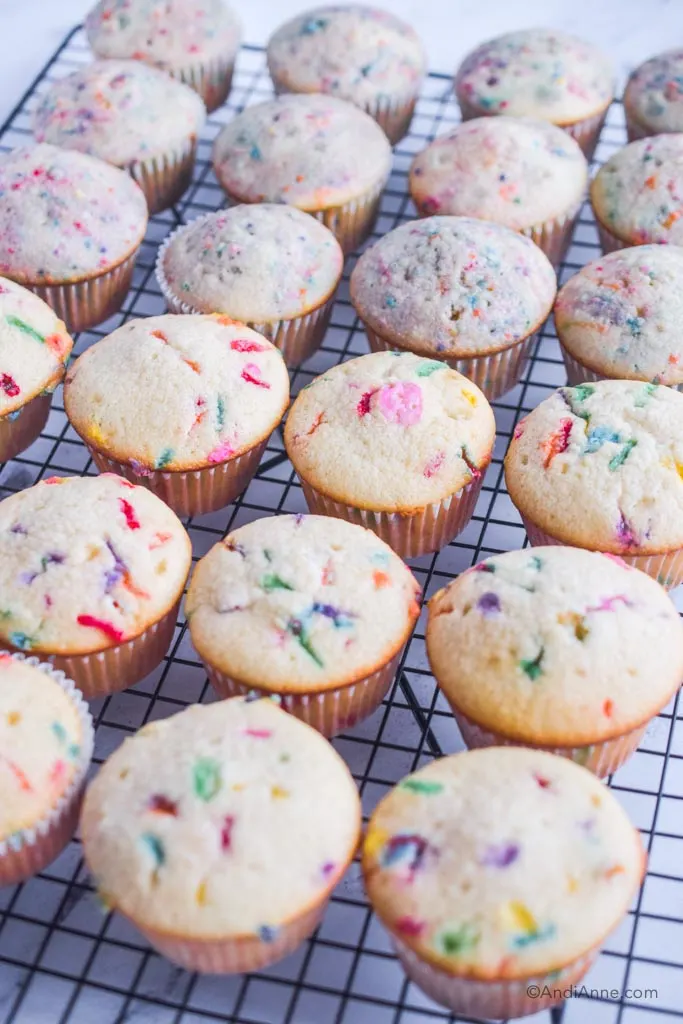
[0,27,681,1024]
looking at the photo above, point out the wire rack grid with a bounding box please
[0,26,682,1024]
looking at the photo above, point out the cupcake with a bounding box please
[211,94,392,253]
[267,5,426,144]
[33,61,206,215]
[427,547,683,776]
[85,0,241,113]
[0,277,73,462]
[0,144,148,333]
[63,315,290,517]
[284,350,496,558]
[80,696,361,973]
[554,245,683,387]
[454,29,615,158]
[186,515,421,736]
[156,205,343,366]
[504,380,683,589]
[0,474,192,698]
[350,216,556,400]
[624,49,683,141]
[0,652,93,886]
[362,747,645,1019]
[409,118,588,266]
[590,135,683,252]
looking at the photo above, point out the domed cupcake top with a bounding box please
[33,60,206,166]
[0,474,191,655]
[363,747,644,978]
[624,49,683,135]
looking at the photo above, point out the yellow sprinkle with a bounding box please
[155,559,167,576]
[676,462,683,482]
[566,874,579,894]
[89,421,108,448]
[196,881,208,906]
[462,388,478,406]
[660,455,674,470]
[7,711,20,726]
[591,793,602,807]
[271,785,289,800]
[364,827,389,860]
[232,783,245,792]
[499,901,538,935]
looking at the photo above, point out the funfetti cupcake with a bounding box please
[0,653,93,886]
[427,547,683,776]
[186,515,421,736]
[267,5,426,144]
[0,144,148,333]
[0,474,192,699]
[156,205,343,366]
[34,61,206,214]
[211,94,392,253]
[363,747,645,1019]
[284,350,496,559]
[85,0,241,113]
[81,696,361,973]
[350,216,557,400]
[554,245,683,387]
[624,49,683,140]
[590,135,683,252]
[504,380,683,589]
[64,315,290,517]
[409,118,588,266]
[0,278,73,462]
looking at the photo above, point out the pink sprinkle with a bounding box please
[424,452,445,478]
[221,815,235,851]
[231,338,266,353]
[244,728,272,739]
[377,382,423,426]
[321,861,336,877]
[513,420,527,440]
[208,441,235,464]
[77,614,124,644]
[586,595,633,613]
[119,498,140,530]
[241,363,271,388]
[395,916,426,937]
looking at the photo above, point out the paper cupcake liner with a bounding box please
[521,513,683,590]
[87,441,268,518]
[560,345,683,392]
[129,136,198,215]
[623,107,653,143]
[0,392,52,462]
[297,475,483,558]
[0,653,94,886]
[364,324,538,401]
[594,217,630,255]
[171,56,235,114]
[203,649,403,738]
[522,204,581,267]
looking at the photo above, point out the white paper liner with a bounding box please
[560,344,683,392]
[171,56,236,114]
[128,135,198,215]
[0,392,52,462]
[594,217,631,255]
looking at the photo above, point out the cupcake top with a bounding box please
[267,5,426,106]
[0,277,73,417]
[212,94,392,211]
[33,61,206,167]
[555,245,683,385]
[590,135,683,246]
[624,49,683,136]
[186,515,421,690]
[285,351,496,510]
[363,747,644,979]
[81,697,361,938]
[0,654,90,840]
[505,380,683,554]
[0,474,191,655]
[64,315,290,473]
[0,144,148,285]
[158,205,343,321]
[350,217,556,357]
[455,29,614,125]
[409,118,587,228]
[427,547,683,746]
[85,0,241,69]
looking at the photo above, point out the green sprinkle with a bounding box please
[263,549,273,563]
[608,439,637,471]
[155,448,174,470]
[9,631,33,650]
[193,758,223,802]
[528,556,543,571]
[261,573,294,592]
[415,360,446,378]
[6,315,45,344]
[520,647,544,681]
[401,779,444,795]
[437,924,480,956]
[574,618,590,642]
[288,619,324,667]
[51,722,67,743]
[216,395,226,431]
[572,384,595,402]
[140,832,165,868]
[636,383,658,406]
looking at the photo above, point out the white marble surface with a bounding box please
[0,0,681,122]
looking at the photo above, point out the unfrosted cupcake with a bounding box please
[64,315,289,516]
[33,61,206,214]
[284,351,496,558]
[350,216,556,400]
[0,278,73,462]
[455,29,615,158]
[591,135,683,252]
[267,5,426,144]
[0,474,192,698]
[0,653,93,886]
[81,696,361,972]
[212,94,392,253]
[555,245,683,387]
[363,747,645,1019]
[624,49,683,141]
[505,380,683,589]
[85,0,241,113]
[427,547,683,776]
[186,515,421,736]
[409,118,587,265]
[156,205,343,365]
[0,144,147,333]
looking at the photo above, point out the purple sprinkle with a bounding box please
[129,459,154,479]
[477,592,501,616]
[294,513,305,526]
[480,842,520,868]
[104,539,127,592]
[321,861,336,877]
[10,523,27,535]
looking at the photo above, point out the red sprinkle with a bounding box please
[395,916,426,937]
[424,452,445,478]
[149,531,173,550]
[541,418,573,469]
[77,614,124,643]
[119,498,141,530]
[533,773,552,789]
[231,338,266,353]
[221,815,235,851]
[0,373,20,397]
[357,389,377,417]
[148,794,179,816]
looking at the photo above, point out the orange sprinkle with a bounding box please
[603,699,614,717]
[645,175,657,189]
[605,864,626,879]
[663,210,682,229]
[373,570,391,589]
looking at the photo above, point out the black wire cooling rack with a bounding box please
[0,26,682,1024]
